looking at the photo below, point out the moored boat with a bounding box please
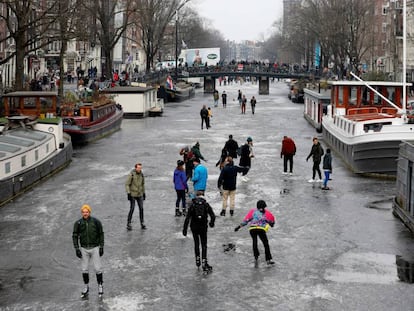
[60,93,123,145]
[321,80,413,175]
[303,87,331,132]
[0,91,73,206]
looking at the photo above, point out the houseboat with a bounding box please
[61,93,123,145]
[303,86,331,132]
[321,80,413,175]
[101,86,161,118]
[0,91,73,206]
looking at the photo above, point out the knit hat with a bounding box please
[257,200,266,211]
[81,204,91,213]
[177,160,185,166]
[247,137,253,142]
[193,157,201,163]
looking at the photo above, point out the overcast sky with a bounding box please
[192,0,284,42]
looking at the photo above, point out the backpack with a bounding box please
[193,198,207,221]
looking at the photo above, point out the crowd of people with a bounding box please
[72,89,333,297]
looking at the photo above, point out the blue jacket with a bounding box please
[192,163,208,191]
[174,168,188,190]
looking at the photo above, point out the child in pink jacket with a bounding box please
[235,200,275,265]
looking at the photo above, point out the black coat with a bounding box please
[217,163,247,190]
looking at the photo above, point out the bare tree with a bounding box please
[0,0,61,90]
[81,0,136,79]
[134,0,191,73]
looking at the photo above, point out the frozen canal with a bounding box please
[1,80,414,310]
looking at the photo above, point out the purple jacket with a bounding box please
[174,169,188,190]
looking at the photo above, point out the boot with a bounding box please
[96,273,103,296]
[195,256,201,268]
[182,208,187,217]
[202,259,212,272]
[220,210,226,216]
[141,223,147,230]
[126,222,132,230]
[267,259,275,265]
[175,209,182,217]
[81,273,89,297]
[230,210,234,216]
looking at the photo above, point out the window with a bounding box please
[5,162,10,174]
[382,6,387,15]
[35,149,39,161]
[46,143,49,153]
[21,155,26,167]
[382,23,387,33]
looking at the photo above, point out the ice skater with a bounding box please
[322,148,332,190]
[182,191,216,272]
[306,137,324,182]
[234,200,275,265]
[173,160,188,216]
[72,204,105,297]
[125,163,146,230]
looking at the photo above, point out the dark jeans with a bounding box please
[128,196,144,225]
[249,229,272,260]
[201,117,208,129]
[283,154,294,173]
[312,160,322,179]
[191,227,208,260]
[176,189,186,208]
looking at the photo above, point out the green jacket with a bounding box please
[72,216,104,250]
[125,170,145,197]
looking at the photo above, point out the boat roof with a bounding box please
[3,91,58,97]
[344,113,397,122]
[304,88,330,98]
[0,128,50,160]
[328,80,412,87]
[101,86,155,94]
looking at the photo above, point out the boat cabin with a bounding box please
[3,91,58,117]
[328,81,411,118]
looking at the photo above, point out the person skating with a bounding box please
[125,163,146,230]
[306,137,324,182]
[213,90,219,107]
[217,156,248,216]
[174,160,188,216]
[322,148,332,190]
[192,158,208,195]
[237,90,242,107]
[179,146,194,180]
[250,96,257,114]
[239,137,254,181]
[234,200,275,265]
[224,134,239,159]
[191,142,207,162]
[182,191,216,272]
[241,95,247,114]
[72,204,105,297]
[222,91,227,108]
[200,105,209,130]
[280,136,296,175]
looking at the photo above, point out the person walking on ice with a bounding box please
[322,148,332,190]
[72,204,105,297]
[125,163,146,230]
[234,200,275,266]
[182,191,216,272]
[306,137,324,182]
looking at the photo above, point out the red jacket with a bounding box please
[281,137,296,157]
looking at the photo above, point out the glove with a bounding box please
[143,193,146,200]
[99,247,104,257]
[127,193,132,201]
[234,225,241,232]
[76,249,82,259]
[209,222,215,228]
[182,229,187,236]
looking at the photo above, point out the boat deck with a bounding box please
[344,112,398,122]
